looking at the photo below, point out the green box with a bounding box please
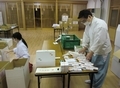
[61,35,80,49]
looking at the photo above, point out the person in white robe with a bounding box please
[7,32,30,60]
[78,9,112,88]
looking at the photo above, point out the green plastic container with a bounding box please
[61,35,80,49]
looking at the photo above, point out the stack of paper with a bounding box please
[63,51,98,71]
[60,62,69,72]
[52,24,60,28]
[69,66,82,72]
[65,58,76,63]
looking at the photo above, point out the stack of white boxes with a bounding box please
[60,62,69,73]
[111,25,120,84]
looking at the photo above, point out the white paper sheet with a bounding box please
[35,67,61,73]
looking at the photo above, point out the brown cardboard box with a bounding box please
[63,21,68,29]
[72,18,79,30]
[68,18,72,24]
[111,50,120,78]
[0,61,9,88]
[111,50,120,85]
[67,18,73,30]
[5,59,30,88]
[59,21,63,29]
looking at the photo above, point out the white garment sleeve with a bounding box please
[82,32,90,48]
[90,27,107,53]
[13,45,29,59]
[17,45,29,58]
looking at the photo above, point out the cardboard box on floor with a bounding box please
[111,49,120,78]
[5,59,30,88]
[113,50,120,59]
[112,50,120,86]
[0,61,9,88]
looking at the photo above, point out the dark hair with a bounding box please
[78,9,93,19]
[12,32,28,48]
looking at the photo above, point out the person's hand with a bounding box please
[5,50,10,53]
[5,50,13,53]
[79,47,87,54]
[86,51,94,60]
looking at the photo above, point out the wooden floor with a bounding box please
[11,28,120,88]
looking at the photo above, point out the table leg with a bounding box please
[17,26,19,32]
[7,30,11,38]
[60,29,62,35]
[38,76,40,88]
[4,32,7,38]
[62,75,65,88]
[54,29,55,40]
[90,73,94,88]
[68,74,70,88]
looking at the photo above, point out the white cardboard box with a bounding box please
[0,61,9,88]
[115,25,120,47]
[114,45,120,52]
[5,59,30,88]
[111,50,120,78]
[0,38,13,48]
[0,46,9,61]
[36,50,55,67]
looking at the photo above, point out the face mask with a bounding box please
[83,21,90,25]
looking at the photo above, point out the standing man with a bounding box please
[78,9,112,88]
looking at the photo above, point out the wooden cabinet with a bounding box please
[24,3,34,28]
[109,8,119,42]
[6,2,23,27]
[109,1,120,42]
[111,0,120,7]
[41,3,55,28]
[109,7,120,28]
[0,2,23,28]
[109,0,120,28]
[109,8,120,27]
[58,4,70,22]
[0,0,87,29]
